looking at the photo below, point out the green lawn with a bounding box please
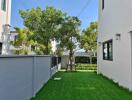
[31,72,132,100]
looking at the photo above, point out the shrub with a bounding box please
[76,64,97,70]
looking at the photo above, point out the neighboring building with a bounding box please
[0,0,12,55]
[98,0,132,91]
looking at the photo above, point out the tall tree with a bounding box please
[55,44,64,56]
[80,22,97,64]
[19,6,65,55]
[59,16,81,71]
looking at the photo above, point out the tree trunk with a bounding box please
[69,49,73,71]
[90,55,92,65]
[89,51,93,68]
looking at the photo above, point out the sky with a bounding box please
[11,0,98,30]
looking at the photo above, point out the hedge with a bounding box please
[75,56,97,64]
[76,64,97,70]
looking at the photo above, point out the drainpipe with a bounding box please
[128,31,132,92]
[129,31,132,91]
[6,0,9,24]
[0,12,2,35]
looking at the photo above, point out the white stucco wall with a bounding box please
[61,55,69,68]
[0,0,11,34]
[0,0,12,54]
[98,0,132,90]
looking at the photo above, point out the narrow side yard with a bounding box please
[31,72,132,100]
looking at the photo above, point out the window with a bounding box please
[102,0,104,10]
[14,35,18,42]
[0,43,2,55]
[103,40,113,61]
[1,0,6,11]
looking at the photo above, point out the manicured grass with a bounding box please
[31,72,132,100]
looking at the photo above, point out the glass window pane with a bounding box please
[0,43,2,55]
[1,0,6,11]
[103,43,108,59]
[103,40,113,61]
[102,0,104,10]
[109,41,113,60]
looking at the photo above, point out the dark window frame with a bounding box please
[0,43,2,55]
[1,0,6,11]
[51,56,58,68]
[14,35,18,42]
[103,39,113,61]
[102,0,104,10]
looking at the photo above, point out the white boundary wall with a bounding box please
[0,55,57,100]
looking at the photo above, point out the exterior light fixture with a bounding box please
[115,33,121,40]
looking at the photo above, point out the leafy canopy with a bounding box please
[59,16,81,51]
[19,6,66,54]
[11,27,33,55]
[80,22,97,52]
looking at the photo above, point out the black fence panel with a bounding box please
[92,57,97,64]
[75,57,90,64]
[58,57,61,64]
[51,56,57,68]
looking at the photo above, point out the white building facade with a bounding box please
[0,0,12,55]
[98,0,132,91]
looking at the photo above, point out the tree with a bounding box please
[59,16,81,71]
[80,22,97,64]
[11,27,33,55]
[19,6,65,55]
[55,44,64,56]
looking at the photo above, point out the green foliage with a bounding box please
[80,22,97,64]
[59,16,81,50]
[19,6,82,57]
[20,6,65,54]
[11,27,49,55]
[55,44,64,56]
[58,16,81,70]
[33,43,52,55]
[11,27,33,55]
[76,64,97,70]
[80,22,97,52]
